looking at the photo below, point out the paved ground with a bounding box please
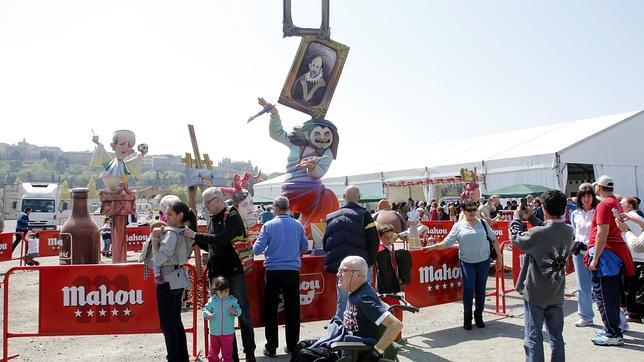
[1,221,643,361]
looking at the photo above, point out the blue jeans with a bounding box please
[572,253,594,321]
[460,259,489,313]
[335,266,373,320]
[524,301,565,362]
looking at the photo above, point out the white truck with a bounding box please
[18,183,61,230]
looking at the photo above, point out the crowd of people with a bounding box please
[5,172,643,361]
[55,174,640,362]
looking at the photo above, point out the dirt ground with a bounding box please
[1,224,643,361]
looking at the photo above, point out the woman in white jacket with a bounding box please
[570,183,599,327]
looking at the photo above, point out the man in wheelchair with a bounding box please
[292,256,403,362]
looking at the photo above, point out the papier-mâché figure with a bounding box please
[90,130,148,191]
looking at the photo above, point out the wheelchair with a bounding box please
[330,294,419,362]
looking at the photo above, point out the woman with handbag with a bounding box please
[424,200,501,330]
[151,201,197,362]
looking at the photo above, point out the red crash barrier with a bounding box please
[405,248,463,308]
[0,232,25,265]
[420,220,455,245]
[0,232,14,263]
[37,230,62,257]
[126,226,150,252]
[2,263,198,361]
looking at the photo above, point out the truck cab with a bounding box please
[19,183,59,230]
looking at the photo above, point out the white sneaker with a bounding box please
[575,319,593,327]
[591,335,624,346]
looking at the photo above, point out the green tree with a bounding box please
[87,177,99,199]
[167,185,188,202]
[59,180,71,199]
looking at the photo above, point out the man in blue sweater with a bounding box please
[253,196,309,357]
[13,208,31,251]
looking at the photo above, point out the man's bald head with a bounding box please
[377,199,391,211]
[343,185,361,203]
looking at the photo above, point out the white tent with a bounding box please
[254,110,644,201]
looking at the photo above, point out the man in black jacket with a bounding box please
[185,187,256,362]
[323,185,379,320]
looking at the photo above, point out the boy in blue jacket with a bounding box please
[204,277,242,362]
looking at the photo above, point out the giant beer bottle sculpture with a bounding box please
[60,188,100,264]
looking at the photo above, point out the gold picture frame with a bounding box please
[279,36,349,118]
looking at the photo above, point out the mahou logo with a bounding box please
[62,285,144,307]
[299,273,324,305]
[127,234,147,243]
[419,263,461,283]
[0,243,7,251]
[48,237,62,247]
[427,227,449,235]
[57,275,148,324]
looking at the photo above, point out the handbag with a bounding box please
[481,219,497,260]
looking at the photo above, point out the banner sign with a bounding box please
[38,230,62,257]
[0,232,12,262]
[421,221,455,244]
[39,264,160,335]
[491,221,509,243]
[126,226,149,252]
[405,248,463,308]
[245,255,336,327]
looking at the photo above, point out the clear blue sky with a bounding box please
[1,1,642,175]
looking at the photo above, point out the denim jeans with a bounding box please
[572,253,594,321]
[523,301,565,362]
[156,283,189,362]
[335,266,373,320]
[225,273,256,358]
[460,259,489,313]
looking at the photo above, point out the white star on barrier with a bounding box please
[457,281,462,287]
[99,309,107,317]
[87,309,94,317]
[74,309,82,317]
[124,308,131,316]
[427,285,432,292]
[112,309,119,316]
[450,282,455,288]
[442,284,448,289]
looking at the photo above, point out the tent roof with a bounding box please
[255,110,642,187]
[324,110,641,177]
[483,184,552,198]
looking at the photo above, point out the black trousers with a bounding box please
[592,271,623,338]
[156,283,189,362]
[12,232,24,251]
[265,270,301,353]
[625,262,644,319]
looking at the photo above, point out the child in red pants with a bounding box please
[203,277,241,362]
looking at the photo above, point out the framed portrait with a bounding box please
[279,35,349,118]
[282,0,330,38]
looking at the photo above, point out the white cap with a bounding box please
[593,175,614,188]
